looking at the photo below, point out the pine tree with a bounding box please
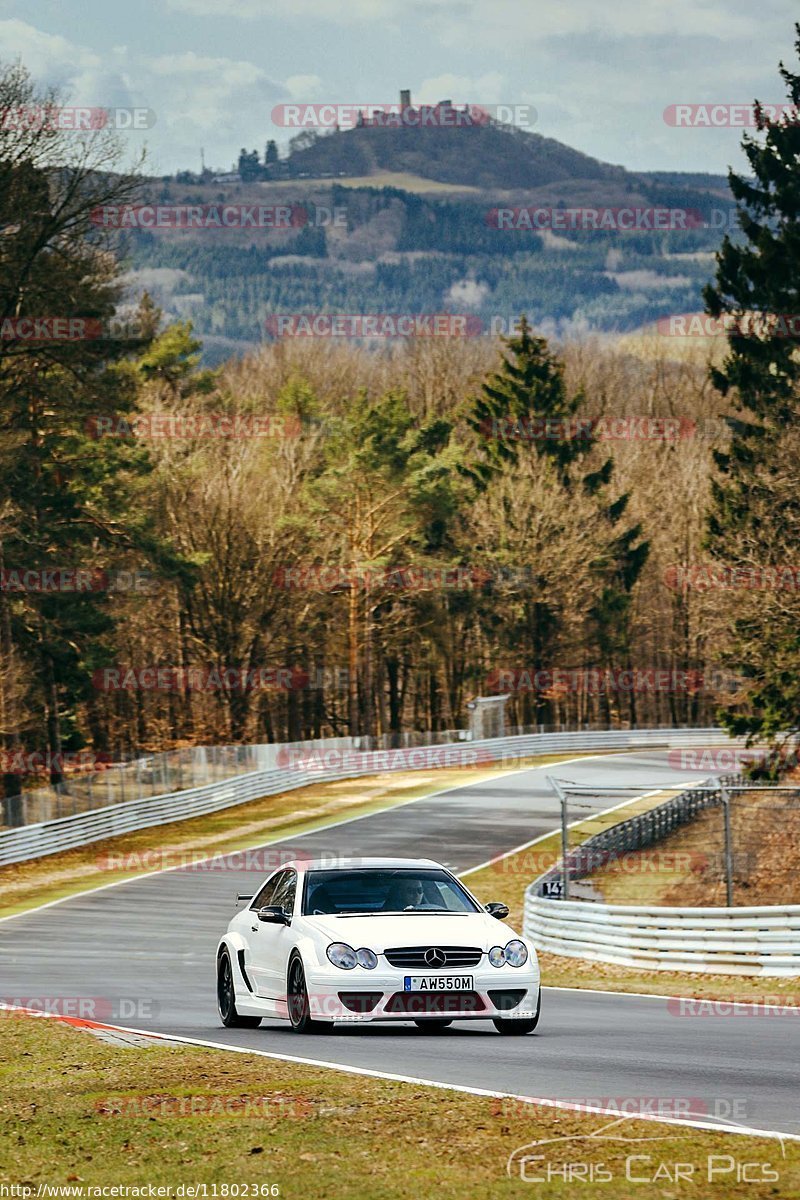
[468,316,591,485]
[468,317,648,724]
[703,24,800,744]
[0,63,183,790]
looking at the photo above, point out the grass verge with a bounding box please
[0,1015,795,1199]
[266,170,483,194]
[588,786,800,908]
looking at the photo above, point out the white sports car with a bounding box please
[216,856,541,1034]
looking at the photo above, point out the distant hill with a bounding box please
[285,122,632,191]
[127,121,735,362]
[640,170,733,198]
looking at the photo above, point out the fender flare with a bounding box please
[218,932,248,959]
[216,934,253,994]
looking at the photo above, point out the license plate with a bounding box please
[404,975,473,991]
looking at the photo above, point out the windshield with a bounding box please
[303,868,482,916]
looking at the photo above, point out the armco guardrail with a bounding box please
[0,726,730,867]
[523,773,800,976]
[524,894,800,976]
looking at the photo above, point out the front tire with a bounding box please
[287,955,328,1034]
[217,950,261,1028]
[493,988,541,1036]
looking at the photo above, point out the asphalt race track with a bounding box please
[1,749,798,1137]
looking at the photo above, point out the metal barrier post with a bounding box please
[722,786,734,906]
[547,775,570,900]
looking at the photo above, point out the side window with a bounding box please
[272,870,297,916]
[251,870,286,911]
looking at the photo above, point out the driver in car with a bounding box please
[384,877,437,911]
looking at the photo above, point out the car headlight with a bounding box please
[504,939,528,967]
[356,948,378,969]
[327,942,357,969]
[488,946,506,967]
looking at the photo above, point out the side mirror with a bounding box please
[485,902,509,920]
[257,905,290,924]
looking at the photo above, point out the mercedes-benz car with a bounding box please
[216,856,541,1034]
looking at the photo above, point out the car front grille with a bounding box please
[385,991,485,1015]
[384,945,483,969]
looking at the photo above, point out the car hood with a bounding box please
[304,911,520,950]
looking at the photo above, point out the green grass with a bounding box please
[261,171,483,194]
[0,1016,795,1199]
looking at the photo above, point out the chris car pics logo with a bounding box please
[507,1118,783,1184]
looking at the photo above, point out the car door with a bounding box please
[245,869,283,996]
[248,869,297,998]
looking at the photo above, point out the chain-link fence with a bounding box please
[1,721,721,832]
[0,745,263,829]
[534,777,800,907]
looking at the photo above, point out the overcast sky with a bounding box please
[1,0,798,176]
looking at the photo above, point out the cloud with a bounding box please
[145,51,283,153]
[539,230,580,252]
[165,0,406,21]
[608,270,694,290]
[428,0,759,48]
[0,25,292,172]
[163,0,759,40]
[120,267,195,298]
[445,278,489,308]
[285,74,324,99]
[0,20,138,108]
[416,73,505,105]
